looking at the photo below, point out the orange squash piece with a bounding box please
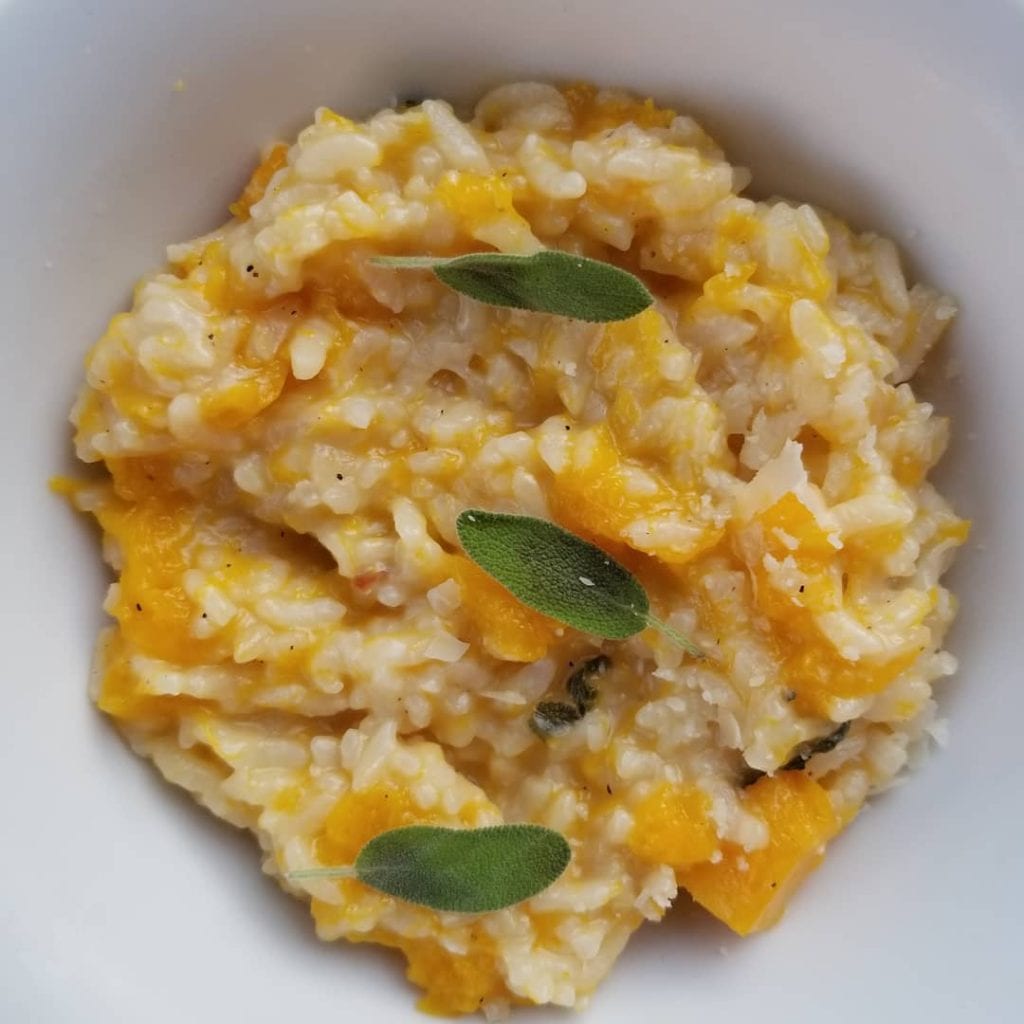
[435,171,517,224]
[550,424,649,550]
[198,357,289,430]
[95,629,205,722]
[402,936,507,1016]
[562,82,675,135]
[628,783,719,869]
[93,495,217,666]
[737,492,931,716]
[340,929,508,1017]
[449,555,559,662]
[315,783,421,866]
[678,772,842,935]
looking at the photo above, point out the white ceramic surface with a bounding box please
[2,0,1021,1020]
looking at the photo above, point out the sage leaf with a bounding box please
[354,824,570,913]
[741,722,851,787]
[780,721,850,772]
[530,700,581,737]
[566,655,610,714]
[456,509,703,655]
[457,509,648,638]
[644,615,704,658]
[530,655,611,739]
[371,250,653,322]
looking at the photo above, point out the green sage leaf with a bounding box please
[530,700,581,737]
[566,654,610,714]
[530,655,611,739]
[353,824,570,913]
[741,722,852,787]
[457,509,649,639]
[780,721,851,772]
[371,250,653,322]
[456,509,703,656]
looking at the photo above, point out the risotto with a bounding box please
[66,82,967,1016]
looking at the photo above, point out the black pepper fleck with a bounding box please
[336,473,344,480]
[135,603,142,612]
[606,784,613,795]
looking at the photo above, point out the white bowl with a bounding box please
[2,0,1021,1019]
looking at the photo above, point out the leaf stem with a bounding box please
[644,613,705,658]
[286,865,356,881]
[370,255,446,269]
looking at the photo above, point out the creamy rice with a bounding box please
[67,81,967,1016]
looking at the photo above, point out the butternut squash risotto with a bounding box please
[67,82,967,1017]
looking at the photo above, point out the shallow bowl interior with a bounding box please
[1,0,1021,1019]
